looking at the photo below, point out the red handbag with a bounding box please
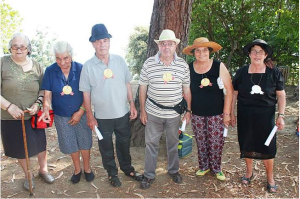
[31,110,54,129]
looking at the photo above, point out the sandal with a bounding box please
[267,183,277,193]
[109,175,122,187]
[125,171,143,181]
[241,173,253,185]
[169,172,183,184]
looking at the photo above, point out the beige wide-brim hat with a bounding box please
[182,37,222,55]
[154,29,180,45]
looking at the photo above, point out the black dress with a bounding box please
[232,65,284,159]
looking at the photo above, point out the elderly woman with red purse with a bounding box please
[39,41,94,184]
[1,33,54,191]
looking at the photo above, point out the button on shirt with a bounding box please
[41,62,84,117]
[139,52,190,118]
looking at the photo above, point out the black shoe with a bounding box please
[84,170,95,182]
[125,171,143,181]
[169,172,182,184]
[140,176,154,189]
[109,175,122,187]
[71,170,82,183]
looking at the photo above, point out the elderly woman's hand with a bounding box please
[7,104,24,119]
[28,103,40,115]
[276,117,285,130]
[68,110,84,126]
[230,114,236,127]
[223,114,231,128]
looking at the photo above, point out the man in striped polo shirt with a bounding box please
[139,29,192,189]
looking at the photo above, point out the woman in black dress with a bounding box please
[231,39,286,193]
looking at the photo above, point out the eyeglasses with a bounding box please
[159,42,176,47]
[11,45,28,51]
[250,50,265,55]
[194,48,209,54]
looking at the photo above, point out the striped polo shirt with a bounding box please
[139,52,190,118]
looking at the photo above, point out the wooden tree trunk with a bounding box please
[130,0,194,147]
[147,0,194,58]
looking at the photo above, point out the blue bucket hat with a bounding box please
[89,24,112,42]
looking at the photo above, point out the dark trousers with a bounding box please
[96,112,134,177]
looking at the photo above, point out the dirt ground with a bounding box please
[0,83,299,198]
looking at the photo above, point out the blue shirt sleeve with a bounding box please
[41,66,52,91]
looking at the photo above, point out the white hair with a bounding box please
[8,33,32,55]
[52,40,73,57]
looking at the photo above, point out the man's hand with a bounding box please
[129,103,138,120]
[86,113,98,131]
[140,109,148,125]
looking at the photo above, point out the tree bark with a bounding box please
[130,0,194,147]
[147,0,194,59]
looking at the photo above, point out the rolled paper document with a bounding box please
[180,119,187,132]
[94,125,103,140]
[264,125,278,146]
[223,128,228,137]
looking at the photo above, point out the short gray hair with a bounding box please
[8,33,32,55]
[52,41,73,57]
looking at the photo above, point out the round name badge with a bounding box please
[104,69,113,78]
[163,73,173,82]
[201,78,210,87]
[62,85,72,95]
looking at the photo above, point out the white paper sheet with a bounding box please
[94,125,103,140]
[264,126,278,146]
[180,119,187,132]
[223,128,228,137]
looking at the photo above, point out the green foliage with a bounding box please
[125,26,149,75]
[189,0,299,85]
[0,0,23,54]
[30,28,57,68]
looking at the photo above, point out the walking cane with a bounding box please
[21,110,33,196]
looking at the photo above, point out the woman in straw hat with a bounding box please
[231,39,286,193]
[183,37,233,181]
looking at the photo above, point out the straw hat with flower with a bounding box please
[182,37,222,55]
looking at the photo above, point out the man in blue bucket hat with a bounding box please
[80,24,143,187]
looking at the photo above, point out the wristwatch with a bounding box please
[186,110,192,113]
[278,113,285,118]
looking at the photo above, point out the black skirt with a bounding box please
[1,119,46,159]
[237,103,276,159]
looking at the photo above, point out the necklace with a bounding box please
[61,73,74,96]
[11,56,31,67]
[250,73,264,95]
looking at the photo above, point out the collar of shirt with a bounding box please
[54,61,77,82]
[155,51,179,65]
[92,54,113,67]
